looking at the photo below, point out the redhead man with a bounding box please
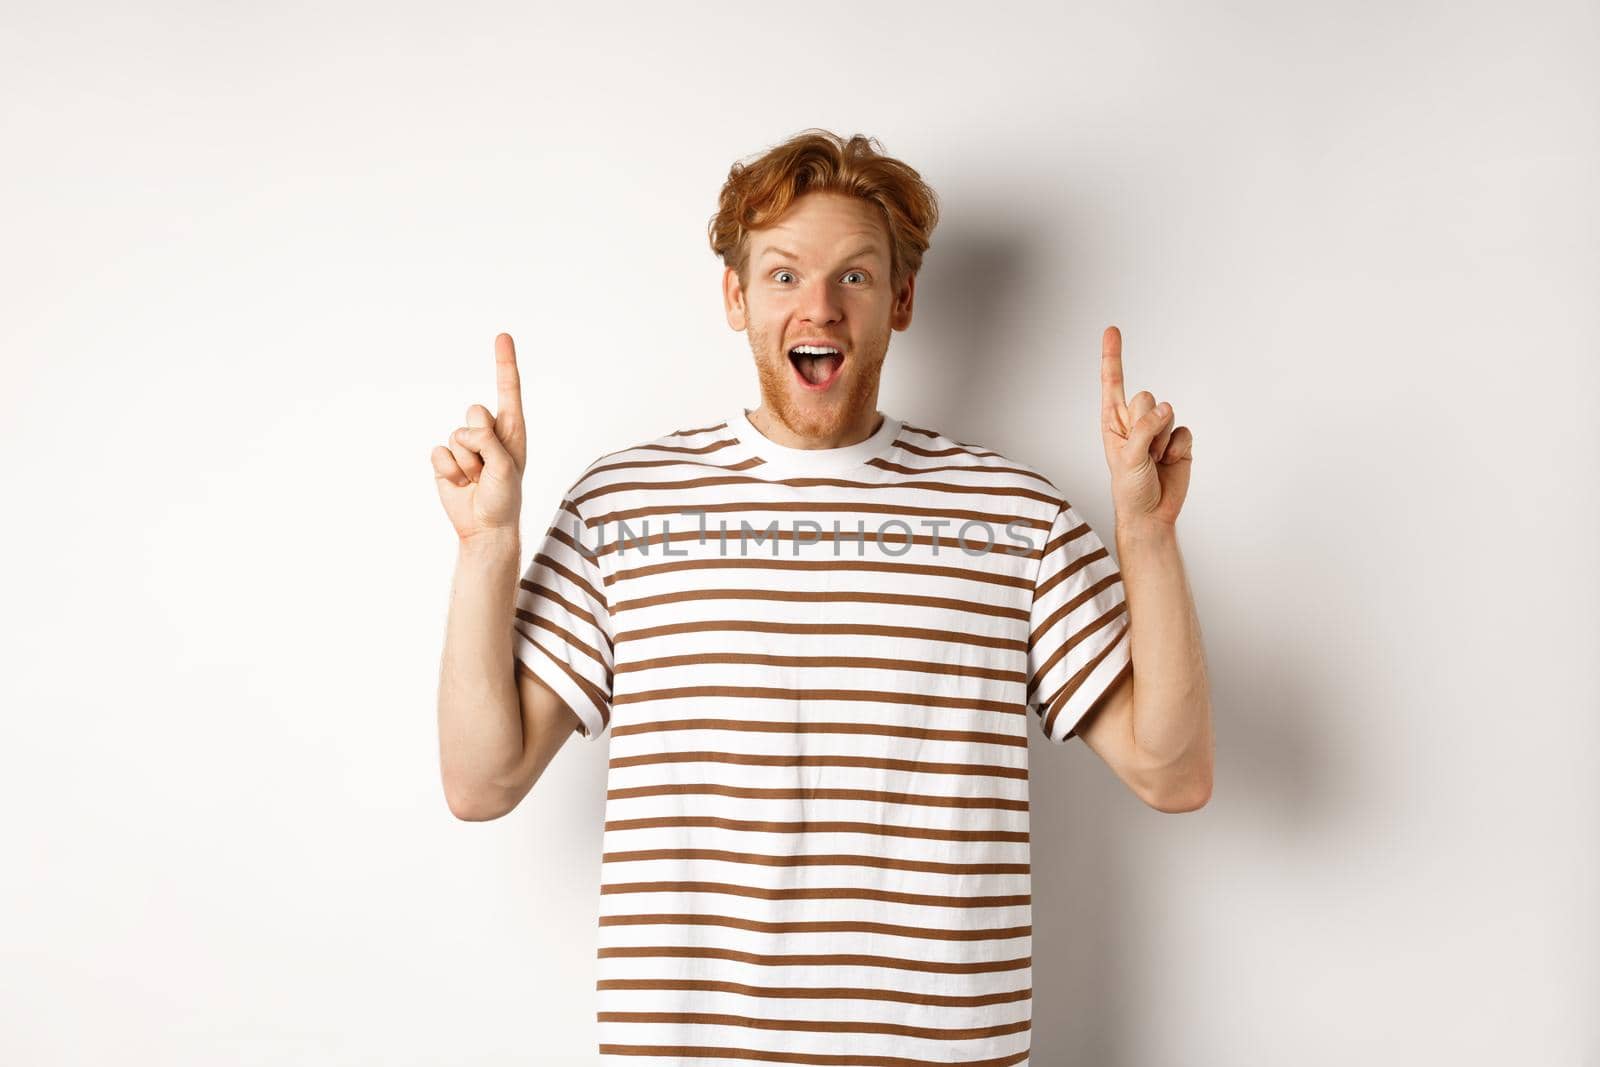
[433,128,1212,1064]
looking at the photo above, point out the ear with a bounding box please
[890,272,916,331]
[722,266,748,331]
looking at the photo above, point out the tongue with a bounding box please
[797,353,841,384]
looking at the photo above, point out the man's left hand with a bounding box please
[1099,325,1194,527]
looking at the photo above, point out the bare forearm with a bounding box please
[1116,519,1213,774]
[437,533,525,810]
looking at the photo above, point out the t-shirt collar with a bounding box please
[730,406,903,477]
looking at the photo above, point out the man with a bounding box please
[433,129,1212,1064]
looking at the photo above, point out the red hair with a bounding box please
[707,128,941,292]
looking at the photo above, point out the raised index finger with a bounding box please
[493,332,524,439]
[1100,325,1127,420]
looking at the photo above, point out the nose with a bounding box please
[797,274,844,326]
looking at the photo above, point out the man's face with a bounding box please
[723,191,915,443]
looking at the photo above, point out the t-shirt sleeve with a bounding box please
[1026,501,1133,743]
[512,494,614,741]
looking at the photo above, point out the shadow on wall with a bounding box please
[1027,626,1325,1062]
[886,207,1043,439]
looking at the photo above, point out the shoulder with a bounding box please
[894,417,1070,512]
[558,416,745,511]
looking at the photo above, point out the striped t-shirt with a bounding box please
[512,406,1133,1065]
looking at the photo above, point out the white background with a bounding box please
[3,1,1596,1063]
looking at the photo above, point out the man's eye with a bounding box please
[843,271,866,284]
[773,270,795,283]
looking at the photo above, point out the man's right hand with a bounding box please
[431,333,528,546]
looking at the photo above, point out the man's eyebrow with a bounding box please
[758,244,885,263]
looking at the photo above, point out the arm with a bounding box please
[1075,520,1213,812]
[430,333,584,821]
[1074,324,1213,812]
[436,532,582,821]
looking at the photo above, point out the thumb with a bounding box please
[451,425,515,479]
[1122,403,1171,465]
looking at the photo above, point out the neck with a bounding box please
[747,403,882,450]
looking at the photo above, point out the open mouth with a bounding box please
[788,345,845,390]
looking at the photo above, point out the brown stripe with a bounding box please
[596,1042,1030,1066]
[596,943,1030,974]
[1034,546,1109,602]
[601,848,1028,877]
[614,652,1026,687]
[1039,519,1091,555]
[896,437,1017,464]
[597,976,1031,1009]
[615,718,1025,751]
[603,814,1027,844]
[600,879,1030,908]
[589,454,767,477]
[670,421,732,438]
[1042,623,1130,738]
[611,587,1030,623]
[611,683,1024,715]
[866,455,1058,489]
[599,910,1030,940]
[585,432,723,467]
[587,498,1052,534]
[608,750,1026,781]
[596,1009,1029,1041]
[573,473,1060,510]
[547,519,602,566]
[605,783,1028,812]
[601,547,1036,588]
[632,437,743,456]
[615,619,1025,653]
[521,550,607,613]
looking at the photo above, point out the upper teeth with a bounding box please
[793,345,840,355]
